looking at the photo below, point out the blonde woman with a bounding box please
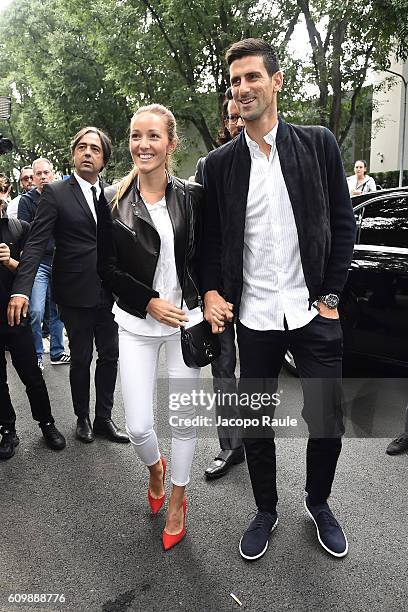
[96,104,203,550]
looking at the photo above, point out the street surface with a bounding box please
[1,351,407,612]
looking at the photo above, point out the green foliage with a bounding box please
[370,170,408,188]
[0,0,406,178]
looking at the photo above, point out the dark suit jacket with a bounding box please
[199,118,356,314]
[12,175,108,308]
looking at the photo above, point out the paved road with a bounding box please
[1,351,407,612]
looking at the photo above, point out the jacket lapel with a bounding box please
[229,132,251,234]
[68,175,96,229]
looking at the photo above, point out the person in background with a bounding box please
[195,88,246,480]
[0,189,65,459]
[0,174,12,212]
[8,128,127,445]
[347,160,376,196]
[7,166,34,219]
[18,158,69,371]
[97,104,203,550]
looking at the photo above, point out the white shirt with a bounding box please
[7,195,21,219]
[113,195,202,336]
[239,124,317,331]
[347,174,376,196]
[73,171,100,222]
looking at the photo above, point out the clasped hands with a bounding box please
[147,291,233,333]
[203,290,233,333]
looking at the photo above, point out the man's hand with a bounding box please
[203,290,233,333]
[7,296,29,327]
[317,302,339,319]
[0,243,11,266]
[146,297,189,328]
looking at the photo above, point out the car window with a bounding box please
[359,196,408,248]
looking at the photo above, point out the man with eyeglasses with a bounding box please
[194,89,246,480]
[7,166,34,219]
[17,159,69,371]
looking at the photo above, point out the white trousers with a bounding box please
[118,328,200,486]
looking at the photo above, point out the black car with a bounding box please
[284,187,408,374]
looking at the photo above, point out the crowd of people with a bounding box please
[1,37,407,562]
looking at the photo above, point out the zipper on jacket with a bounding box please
[115,218,136,237]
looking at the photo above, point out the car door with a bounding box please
[341,193,408,366]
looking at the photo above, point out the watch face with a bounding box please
[326,294,339,308]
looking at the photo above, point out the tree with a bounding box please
[0,0,130,178]
[296,0,408,147]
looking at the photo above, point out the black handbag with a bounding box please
[179,181,221,368]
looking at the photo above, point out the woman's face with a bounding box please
[354,161,366,180]
[129,112,174,175]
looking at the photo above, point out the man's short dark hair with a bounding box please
[70,127,112,167]
[225,38,280,77]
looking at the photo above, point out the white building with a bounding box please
[370,59,408,174]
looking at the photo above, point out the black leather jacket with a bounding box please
[97,176,203,318]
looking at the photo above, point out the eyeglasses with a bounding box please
[225,114,242,124]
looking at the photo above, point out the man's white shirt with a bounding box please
[239,124,317,331]
[73,171,100,223]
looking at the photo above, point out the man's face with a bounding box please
[20,168,33,192]
[229,55,282,123]
[225,100,244,138]
[33,161,54,193]
[73,132,104,183]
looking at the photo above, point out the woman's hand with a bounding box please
[146,298,189,328]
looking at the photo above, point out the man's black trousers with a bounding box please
[237,314,345,513]
[59,304,118,419]
[0,323,53,428]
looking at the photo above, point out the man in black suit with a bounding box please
[7,127,128,444]
[200,39,356,560]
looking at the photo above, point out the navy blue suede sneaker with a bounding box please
[304,497,348,558]
[239,511,278,561]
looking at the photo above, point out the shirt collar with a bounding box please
[74,171,100,194]
[244,121,278,153]
[144,195,167,209]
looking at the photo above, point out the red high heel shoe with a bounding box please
[162,497,187,551]
[147,456,166,515]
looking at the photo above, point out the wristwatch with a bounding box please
[317,294,339,309]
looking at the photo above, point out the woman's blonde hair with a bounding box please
[113,104,178,207]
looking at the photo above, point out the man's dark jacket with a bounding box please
[0,216,30,323]
[12,175,109,307]
[200,118,356,313]
[17,188,55,265]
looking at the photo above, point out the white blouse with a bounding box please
[112,195,202,336]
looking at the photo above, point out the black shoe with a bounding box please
[204,447,245,480]
[76,416,95,443]
[93,417,129,443]
[386,433,408,455]
[39,422,66,451]
[239,511,278,561]
[304,496,348,558]
[0,428,20,460]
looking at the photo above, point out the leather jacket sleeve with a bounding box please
[96,191,159,316]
